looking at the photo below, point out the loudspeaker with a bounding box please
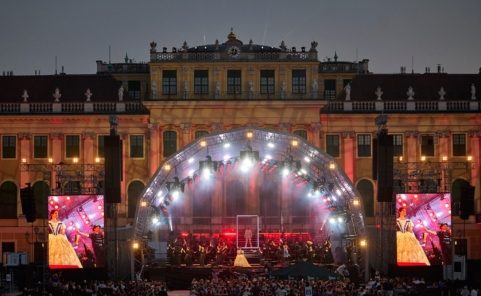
[372,138,377,180]
[376,129,393,202]
[454,238,467,256]
[104,134,122,203]
[459,184,475,220]
[20,186,36,223]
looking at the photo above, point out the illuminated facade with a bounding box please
[0,31,480,275]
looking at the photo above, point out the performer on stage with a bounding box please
[48,209,83,268]
[425,223,453,264]
[77,225,106,267]
[244,227,253,247]
[198,244,207,267]
[234,249,251,267]
[396,207,430,266]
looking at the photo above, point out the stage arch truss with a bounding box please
[134,127,366,258]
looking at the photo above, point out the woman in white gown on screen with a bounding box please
[396,207,430,266]
[48,209,83,268]
[234,249,251,267]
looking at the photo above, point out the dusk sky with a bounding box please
[1,0,480,75]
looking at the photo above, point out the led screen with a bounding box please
[396,193,452,266]
[48,195,105,269]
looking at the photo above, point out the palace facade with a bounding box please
[0,31,480,275]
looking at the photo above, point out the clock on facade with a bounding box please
[227,46,240,57]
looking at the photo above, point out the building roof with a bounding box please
[348,74,481,101]
[0,74,131,103]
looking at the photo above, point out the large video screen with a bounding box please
[48,195,105,269]
[396,193,452,266]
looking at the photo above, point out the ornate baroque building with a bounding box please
[0,31,480,274]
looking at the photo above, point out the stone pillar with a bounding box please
[437,130,450,160]
[279,123,291,133]
[120,133,128,204]
[18,133,31,214]
[406,131,418,163]
[310,123,321,148]
[50,133,63,192]
[469,130,481,189]
[342,131,355,182]
[148,123,160,176]
[180,123,192,149]
[82,132,95,164]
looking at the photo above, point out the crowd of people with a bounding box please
[167,232,340,268]
[190,274,478,296]
[18,278,168,296]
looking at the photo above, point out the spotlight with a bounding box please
[329,217,336,224]
[291,140,298,147]
[166,176,185,197]
[329,162,336,170]
[267,142,275,148]
[246,131,253,139]
[467,155,473,161]
[200,140,207,147]
[352,198,360,206]
[304,156,311,163]
[140,201,148,207]
[188,157,194,164]
[421,155,426,162]
[360,239,367,247]
[199,155,217,178]
[224,142,230,148]
[152,217,160,225]
[164,164,171,171]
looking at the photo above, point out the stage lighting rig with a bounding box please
[166,176,185,201]
[199,155,218,178]
[240,145,259,172]
[279,155,301,177]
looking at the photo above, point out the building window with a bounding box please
[163,131,177,158]
[33,135,48,159]
[293,130,307,140]
[1,135,16,159]
[357,134,372,157]
[195,130,209,139]
[324,79,336,99]
[326,134,340,157]
[260,70,275,95]
[97,135,106,158]
[0,181,17,218]
[292,70,306,94]
[65,135,80,158]
[421,134,435,157]
[392,134,403,157]
[162,70,177,95]
[128,80,141,99]
[227,70,241,95]
[130,135,144,158]
[194,70,209,94]
[452,134,466,157]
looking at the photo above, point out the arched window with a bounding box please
[128,181,145,218]
[356,179,374,217]
[0,181,17,218]
[163,131,177,158]
[451,178,470,216]
[32,181,49,219]
[226,180,245,216]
